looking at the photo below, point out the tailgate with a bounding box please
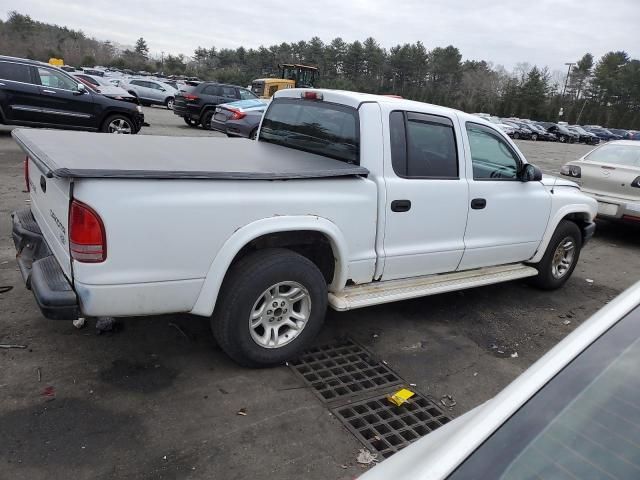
[27,157,73,278]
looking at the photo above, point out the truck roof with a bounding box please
[273,88,483,125]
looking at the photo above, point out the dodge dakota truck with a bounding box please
[11,89,597,366]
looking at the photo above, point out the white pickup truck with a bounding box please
[11,89,597,366]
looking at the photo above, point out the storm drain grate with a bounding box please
[332,393,451,458]
[288,339,403,403]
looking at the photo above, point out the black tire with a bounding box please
[101,114,135,134]
[183,117,199,127]
[165,97,174,110]
[211,248,327,367]
[529,220,582,290]
[249,128,258,140]
[200,110,214,129]
[531,133,538,141]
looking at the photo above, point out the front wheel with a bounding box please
[514,132,520,139]
[249,128,258,140]
[211,248,327,367]
[529,220,582,290]
[165,97,174,110]
[531,133,538,141]
[102,114,135,134]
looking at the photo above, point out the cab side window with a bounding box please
[0,61,31,83]
[466,123,520,180]
[36,67,77,90]
[390,111,458,179]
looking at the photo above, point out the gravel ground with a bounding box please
[1,110,639,479]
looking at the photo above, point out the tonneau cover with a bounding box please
[12,129,369,180]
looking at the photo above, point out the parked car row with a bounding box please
[473,113,639,144]
[0,55,144,134]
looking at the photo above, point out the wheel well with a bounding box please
[563,212,591,242]
[230,231,336,284]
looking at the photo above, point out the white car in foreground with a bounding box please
[361,280,640,479]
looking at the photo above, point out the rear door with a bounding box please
[381,110,469,280]
[27,158,73,277]
[0,60,42,123]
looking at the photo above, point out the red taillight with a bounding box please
[69,200,106,263]
[183,94,199,101]
[228,108,246,120]
[24,156,30,192]
[301,91,323,100]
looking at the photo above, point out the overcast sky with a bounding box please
[11,0,640,72]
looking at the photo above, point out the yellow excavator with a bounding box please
[251,64,318,99]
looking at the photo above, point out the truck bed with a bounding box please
[12,129,369,180]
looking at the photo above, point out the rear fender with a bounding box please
[190,215,349,317]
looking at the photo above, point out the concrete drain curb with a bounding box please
[289,338,451,458]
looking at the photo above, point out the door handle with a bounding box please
[42,89,56,94]
[391,200,412,212]
[471,198,487,209]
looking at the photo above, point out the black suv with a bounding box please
[0,56,144,134]
[173,82,258,128]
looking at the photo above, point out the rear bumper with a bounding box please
[209,118,228,134]
[583,191,640,223]
[173,103,200,119]
[11,208,79,320]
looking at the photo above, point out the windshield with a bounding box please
[251,81,265,96]
[450,304,640,480]
[259,98,359,164]
[585,144,640,167]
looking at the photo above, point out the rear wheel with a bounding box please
[559,135,567,143]
[514,132,520,139]
[531,133,538,141]
[165,97,174,110]
[529,220,582,290]
[102,114,134,134]
[211,248,327,367]
[201,110,214,129]
[249,128,258,140]
[183,117,199,128]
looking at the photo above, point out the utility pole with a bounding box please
[559,62,576,120]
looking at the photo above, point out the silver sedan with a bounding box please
[560,140,640,223]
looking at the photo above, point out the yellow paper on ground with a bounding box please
[387,388,415,406]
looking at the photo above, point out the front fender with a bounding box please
[189,215,350,317]
[528,196,597,264]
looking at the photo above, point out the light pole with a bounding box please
[559,62,576,120]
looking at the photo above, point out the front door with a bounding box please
[34,66,96,128]
[382,110,469,281]
[458,122,551,270]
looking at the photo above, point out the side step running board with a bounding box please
[328,263,538,311]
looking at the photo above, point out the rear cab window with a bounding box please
[259,97,359,164]
[390,111,459,178]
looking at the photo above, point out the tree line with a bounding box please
[1,11,638,128]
